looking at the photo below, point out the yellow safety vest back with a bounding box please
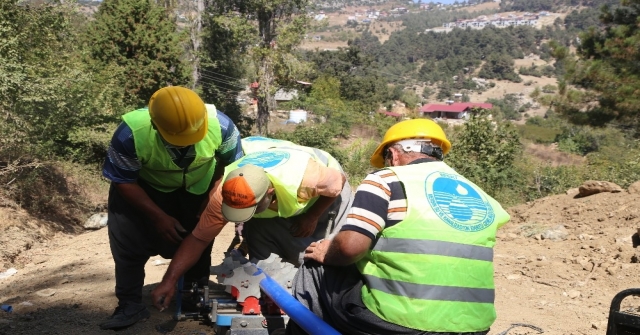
[357,161,510,332]
[240,136,342,171]
[122,109,222,195]
[223,137,341,218]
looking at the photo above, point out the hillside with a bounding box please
[1,181,639,334]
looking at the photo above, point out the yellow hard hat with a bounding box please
[148,86,208,147]
[370,118,451,168]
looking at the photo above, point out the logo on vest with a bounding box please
[238,151,290,169]
[243,136,286,143]
[425,171,494,232]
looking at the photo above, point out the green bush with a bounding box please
[542,84,557,93]
[271,124,343,161]
[446,109,522,203]
[336,140,378,186]
[518,124,561,144]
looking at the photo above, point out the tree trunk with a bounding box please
[255,10,275,136]
[185,0,203,88]
[256,95,269,135]
[256,56,273,135]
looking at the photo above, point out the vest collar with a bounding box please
[408,157,438,165]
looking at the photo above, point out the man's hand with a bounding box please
[303,239,331,264]
[290,213,319,238]
[154,215,187,244]
[151,279,176,312]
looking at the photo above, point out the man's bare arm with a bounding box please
[304,230,372,266]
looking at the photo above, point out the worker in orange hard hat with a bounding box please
[100,86,243,330]
[286,118,510,335]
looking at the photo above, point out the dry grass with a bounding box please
[525,143,586,167]
[369,21,404,43]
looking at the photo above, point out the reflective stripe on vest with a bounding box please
[122,109,222,195]
[372,238,493,261]
[363,274,495,303]
[358,161,510,332]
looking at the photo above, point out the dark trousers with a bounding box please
[286,261,490,335]
[242,181,353,266]
[107,181,213,304]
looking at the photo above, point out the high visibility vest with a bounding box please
[122,109,222,195]
[240,136,342,171]
[224,138,342,218]
[357,161,510,332]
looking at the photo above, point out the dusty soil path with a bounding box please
[0,222,236,335]
[1,187,640,335]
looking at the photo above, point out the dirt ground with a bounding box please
[1,179,640,335]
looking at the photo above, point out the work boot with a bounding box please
[99,301,150,330]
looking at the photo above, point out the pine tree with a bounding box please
[559,0,640,133]
[87,0,190,108]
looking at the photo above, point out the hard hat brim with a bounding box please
[370,144,387,168]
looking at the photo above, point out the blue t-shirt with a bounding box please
[103,109,243,184]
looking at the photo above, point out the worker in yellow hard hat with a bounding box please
[99,86,243,330]
[286,118,511,335]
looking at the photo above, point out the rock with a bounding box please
[580,260,594,271]
[84,213,108,230]
[0,268,17,280]
[628,180,640,194]
[567,290,581,299]
[566,187,580,197]
[507,274,521,280]
[631,252,640,263]
[541,225,568,241]
[579,234,595,240]
[35,289,56,297]
[615,236,632,245]
[578,180,623,197]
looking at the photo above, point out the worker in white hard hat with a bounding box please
[287,119,510,335]
[99,86,243,330]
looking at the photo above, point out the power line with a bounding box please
[198,73,246,90]
[199,68,246,82]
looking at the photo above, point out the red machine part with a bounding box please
[239,296,260,315]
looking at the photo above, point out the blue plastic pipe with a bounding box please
[1,305,12,313]
[174,275,184,320]
[259,274,340,335]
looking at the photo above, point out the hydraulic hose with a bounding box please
[259,272,340,335]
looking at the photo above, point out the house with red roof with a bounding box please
[419,102,492,119]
